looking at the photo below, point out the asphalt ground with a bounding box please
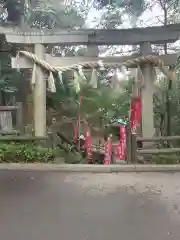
[0,169,180,240]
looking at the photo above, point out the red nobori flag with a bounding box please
[85,129,93,163]
[116,144,121,160]
[104,137,113,165]
[130,96,142,134]
[116,125,126,161]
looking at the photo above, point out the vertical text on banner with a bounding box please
[104,137,113,165]
[116,125,126,161]
[130,96,142,134]
[85,129,93,164]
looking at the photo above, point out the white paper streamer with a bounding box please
[78,65,86,80]
[73,71,81,93]
[116,68,124,82]
[98,60,105,70]
[58,71,63,85]
[16,52,20,72]
[48,72,56,92]
[90,69,98,88]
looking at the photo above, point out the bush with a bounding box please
[0,142,55,163]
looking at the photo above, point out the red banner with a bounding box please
[85,129,93,164]
[74,96,83,143]
[104,137,113,165]
[130,96,142,134]
[116,125,126,161]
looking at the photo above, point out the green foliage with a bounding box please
[95,6,123,28]
[0,142,55,163]
[0,0,23,24]
[153,70,180,139]
[151,153,180,164]
[93,0,147,28]
[47,72,133,132]
[78,79,132,125]
[0,0,85,29]
[0,35,23,102]
[25,5,84,29]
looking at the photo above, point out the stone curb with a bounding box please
[0,164,180,173]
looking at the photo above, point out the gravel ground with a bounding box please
[0,170,180,240]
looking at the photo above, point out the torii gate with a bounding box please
[3,24,179,138]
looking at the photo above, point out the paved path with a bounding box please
[0,170,180,240]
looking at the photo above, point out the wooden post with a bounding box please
[140,42,155,140]
[126,124,132,164]
[33,44,46,137]
[16,102,24,135]
[166,66,173,138]
[131,133,137,163]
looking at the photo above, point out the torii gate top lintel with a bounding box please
[3,23,180,45]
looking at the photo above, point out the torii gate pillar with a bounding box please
[33,44,46,136]
[140,42,155,139]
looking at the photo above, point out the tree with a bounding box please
[25,4,85,29]
[0,0,85,29]
[151,0,180,138]
[57,72,132,130]
[92,0,147,28]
